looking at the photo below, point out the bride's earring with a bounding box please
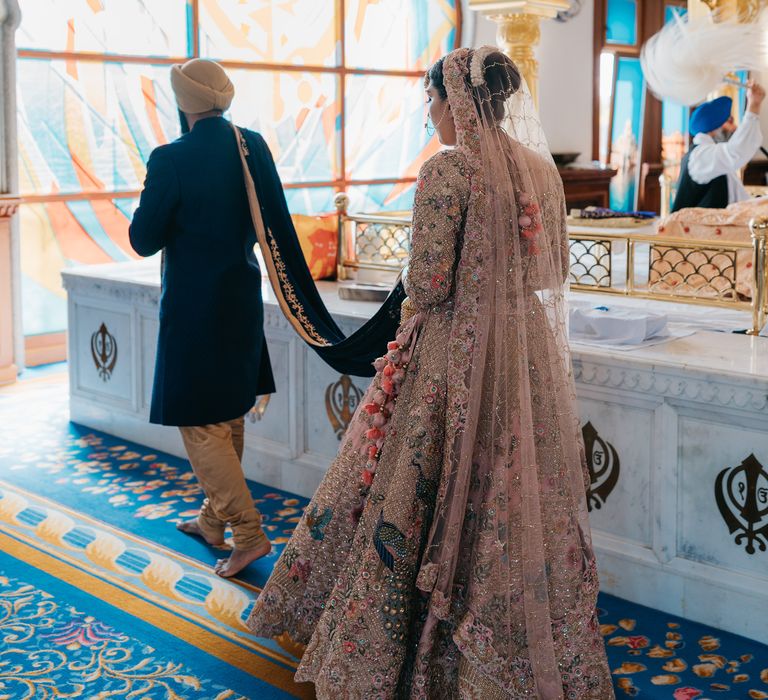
[425,102,448,137]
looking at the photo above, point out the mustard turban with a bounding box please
[170,59,234,114]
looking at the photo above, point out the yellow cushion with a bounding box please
[292,213,338,281]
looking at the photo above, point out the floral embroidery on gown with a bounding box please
[248,48,614,700]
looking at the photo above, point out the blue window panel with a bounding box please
[734,69,749,113]
[665,5,687,23]
[662,100,689,137]
[609,57,645,210]
[661,99,689,212]
[606,0,637,45]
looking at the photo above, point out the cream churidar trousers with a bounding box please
[179,417,268,550]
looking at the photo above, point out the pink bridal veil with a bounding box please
[413,48,596,699]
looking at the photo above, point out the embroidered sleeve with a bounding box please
[404,150,470,309]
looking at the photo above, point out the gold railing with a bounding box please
[335,193,411,280]
[334,192,768,335]
[568,221,768,334]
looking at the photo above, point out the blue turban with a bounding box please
[690,96,732,135]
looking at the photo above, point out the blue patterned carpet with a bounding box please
[0,375,308,591]
[0,372,766,699]
[598,594,768,699]
[0,549,295,700]
[0,374,311,699]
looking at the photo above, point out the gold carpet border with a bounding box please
[0,479,261,594]
[0,514,292,666]
[0,532,315,699]
[0,482,293,669]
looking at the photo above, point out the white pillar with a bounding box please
[0,0,22,381]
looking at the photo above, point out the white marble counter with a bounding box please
[64,257,768,382]
[63,259,768,645]
[575,329,768,382]
[63,257,383,323]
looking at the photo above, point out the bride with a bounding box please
[248,46,614,699]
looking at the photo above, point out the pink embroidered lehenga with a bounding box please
[249,48,614,699]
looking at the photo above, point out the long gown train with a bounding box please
[248,296,612,698]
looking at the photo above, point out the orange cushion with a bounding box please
[292,213,338,281]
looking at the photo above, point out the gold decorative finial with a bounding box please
[747,216,768,335]
[334,192,350,214]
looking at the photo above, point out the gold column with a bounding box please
[691,0,763,21]
[491,13,542,105]
[468,0,570,108]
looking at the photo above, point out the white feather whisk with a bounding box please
[640,10,768,105]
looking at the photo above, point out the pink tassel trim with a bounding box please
[352,316,422,518]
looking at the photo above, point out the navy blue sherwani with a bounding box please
[130,116,275,426]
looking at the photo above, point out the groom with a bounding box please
[129,59,275,577]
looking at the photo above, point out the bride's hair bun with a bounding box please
[477,50,522,123]
[425,49,523,124]
[483,51,522,100]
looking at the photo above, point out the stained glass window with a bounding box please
[347,183,418,214]
[345,75,436,180]
[227,69,339,183]
[344,0,459,71]
[19,197,138,335]
[17,1,461,337]
[18,59,179,196]
[284,187,337,217]
[17,0,190,57]
[198,0,337,66]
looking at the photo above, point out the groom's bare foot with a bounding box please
[176,519,226,547]
[214,540,272,578]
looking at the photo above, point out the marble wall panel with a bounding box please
[577,396,654,547]
[138,313,158,413]
[277,458,327,498]
[679,567,768,644]
[72,302,133,407]
[677,416,768,579]
[245,336,294,452]
[595,547,685,612]
[302,346,367,461]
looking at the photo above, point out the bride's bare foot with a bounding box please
[176,519,226,547]
[214,539,272,578]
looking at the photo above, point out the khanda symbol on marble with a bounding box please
[325,374,364,439]
[90,323,118,382]
[715,454,768,555]
[582,421,621,511]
